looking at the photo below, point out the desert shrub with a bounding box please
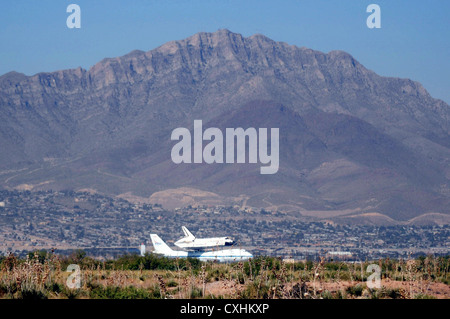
[386,288,403,299]
[19,287,48,300]
[89,285,154,299]
[346,284,364,297]
[292,262,305,271]
[206,267,228,282]
[241,280,271,299]
[167,280,178,287]
[189,286,203,299]
[0,283,8,298]
[61,287,84,299]
[27,250,49,264]
[336,272,351,281]
[370,287,405,299]
[321,290,333,299]
[335,289,347,299]
[324,262,348,271]
[243,256,281,278]
[45,282,63,294]
[414,294,436,299]
[110,254,203,271]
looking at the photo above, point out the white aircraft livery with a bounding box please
[150,234,253,262]
[175,226,235,250]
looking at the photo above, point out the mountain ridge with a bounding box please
[0,29,449,223]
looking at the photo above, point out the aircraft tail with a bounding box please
[150,234,174,254]
[182,226,195,239]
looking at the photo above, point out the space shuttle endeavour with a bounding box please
[174,226,235,250]
[150,234,251,262]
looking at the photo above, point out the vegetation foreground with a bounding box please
[0,251,449,299]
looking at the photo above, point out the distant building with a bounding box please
[327,251,352,258]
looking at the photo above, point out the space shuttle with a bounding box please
[174,226,235,250]
[150,234,252,262]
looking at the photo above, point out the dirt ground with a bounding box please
[203,279,450,299]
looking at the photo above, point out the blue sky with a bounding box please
[1,0,449,103]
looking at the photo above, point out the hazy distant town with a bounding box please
[0,190,448,261]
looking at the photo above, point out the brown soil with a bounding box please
[203,279,450,299]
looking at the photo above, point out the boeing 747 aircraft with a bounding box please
[150,234,252,262]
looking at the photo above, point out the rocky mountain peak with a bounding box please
[0,30,449,223]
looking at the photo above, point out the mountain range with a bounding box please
[1,29,449,224]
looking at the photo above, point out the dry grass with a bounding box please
[0,253,448,299]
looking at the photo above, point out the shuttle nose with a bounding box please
[225,237,235,246]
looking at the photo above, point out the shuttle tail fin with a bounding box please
[182,226,195,239]
[150,234,174,254]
